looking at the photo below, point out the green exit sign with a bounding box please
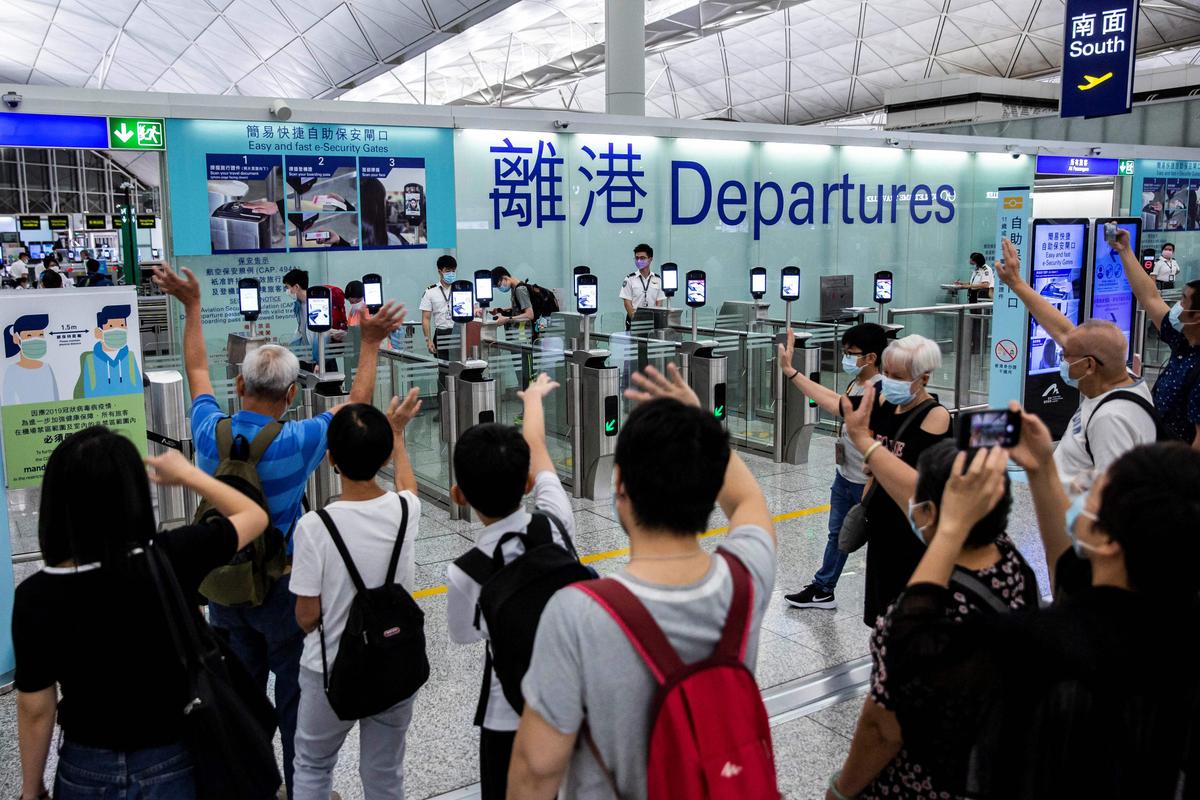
[1118,159,1136,176]
[108,117,164,150]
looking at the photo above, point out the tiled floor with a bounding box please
[0,431,1055,799]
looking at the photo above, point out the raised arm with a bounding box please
[995,238,1075,346]
[1114,227,1171,330]
[152,264,214,399]
[1006,402,1072,587]
[778,327,844,415]
[146,450,268,549]
[348,302,405,405]
[518,373,559,477]
[841,384,923,509]
[386,388,422,494]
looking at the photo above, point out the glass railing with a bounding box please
[885,302,992,413]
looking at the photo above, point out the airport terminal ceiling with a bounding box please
[5,0,1200,127]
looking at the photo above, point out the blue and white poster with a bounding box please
[990,187,1031,409]
[1060,0,1139,118]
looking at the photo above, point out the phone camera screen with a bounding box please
[364,282,383,306]
[578,284,597,311]
[239,287,259,312]
[968,411,1014,448]
[308,299,331,327]
[687,280,705,304]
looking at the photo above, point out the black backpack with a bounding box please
[453,513,595,721]
[1083,390,1169,461]
[521,281,560,319]
[315,497,430,721]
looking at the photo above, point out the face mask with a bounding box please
[842,354,864,378]
[1065,494,1101,558]
[881,375,916,406]
[497,285,510,294]
[19,338,46,359]
[635,258,649,269]
[102,328,127,349]
[442,272,457,283]
[348,301,365,314]
[1168,302,1199,330]
[907,499,933,545]
[1058,357,1088,389]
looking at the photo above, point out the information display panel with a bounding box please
[1089,218,1141,366]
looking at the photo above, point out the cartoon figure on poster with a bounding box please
[73,304,142,398]
[2,314,58,404]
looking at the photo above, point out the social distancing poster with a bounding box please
[0,288,146,488]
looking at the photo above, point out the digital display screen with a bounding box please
[751,273,766,295]
[1091,220,1139,365]
[662,268,678,292]
[475,276,493,303]
[451,289,473,320]
[239,287,260,313]
[604,395,619,437]
[781,273,800,300]
[404,192,421,218]
[307,297,331,329]
[1028,222,1087,376]
[687,279,705,305]
[874,278,893,302]
[577,283,597,312]
[364,281,383,307]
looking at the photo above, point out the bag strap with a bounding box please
[246,421,284,465]
[713,550,754,661]
[574,579,684,684]
[215,417,234,458]
[472,649,493,728]
[949,569,1010,615]
[1083,390,1158,460]
[316,509,367,594]
[454,548,495,585]
[384,494,410,586]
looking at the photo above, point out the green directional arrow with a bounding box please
[605,420,616,433]
[714,405,724,418]
[112,122,134,143]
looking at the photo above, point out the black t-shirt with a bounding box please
[13,518,237,750]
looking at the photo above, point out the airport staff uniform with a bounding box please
[619,271,665,328]
[1153,256,1180,289]
[419,282,454,354]
[968,262,994,302]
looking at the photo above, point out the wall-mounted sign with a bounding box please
[111,215,123,229]
[136,215,157,229]
[1035,155,1121,175]
[109,117,165,151]
[18,217,40,231]
[84,214,107,230]
[1118,158,1136,176]
[0,113,110,149]
[47,215,69,231]
[1060,0,1139,118]
[990,187,1031,410]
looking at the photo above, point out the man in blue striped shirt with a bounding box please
[153,263,404,799]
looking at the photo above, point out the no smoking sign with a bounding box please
[995,339,1019,363]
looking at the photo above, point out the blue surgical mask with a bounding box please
[442,272,457,283]
[497,285,510,294]
[907,499,932,545]
[1065,494,1100,558]
[842,354,864,378]
[1168,302,1197,331]
[881,375,916,406]
[1058,357,1088,389]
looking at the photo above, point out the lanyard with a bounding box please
[638,274,652,306]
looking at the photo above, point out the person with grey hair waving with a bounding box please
[152,262,405,799]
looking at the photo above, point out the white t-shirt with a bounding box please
[418,283,453,331]
[1153,258,1180,282]
[970,264,994,287]
[10,261,29,280]
[289,491,420,675]
[445,470,577,731]
[618,271,665,311]
[1053,380,1156,487]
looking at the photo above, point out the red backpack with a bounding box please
[574,550,780,800]
[325,284,348,331]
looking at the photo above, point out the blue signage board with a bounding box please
[1036,155,1121,176]
[0,112,110,149]
[990,187,1032,410]
[1089,218,1141,365]
[1060,0,1139,118]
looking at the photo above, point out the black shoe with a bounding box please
[785,585,837,610]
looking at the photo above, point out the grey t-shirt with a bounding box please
[512,283,532,315]
[521,526,776,799]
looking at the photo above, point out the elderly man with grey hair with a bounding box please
[995,238,1157,487]
[152,262,404,800]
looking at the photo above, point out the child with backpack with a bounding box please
[509,364,781,800]
[289,390,428,800]
[446,372,585,800]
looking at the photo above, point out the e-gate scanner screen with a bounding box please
[687,279,705,305]
[781,273,800,300]
[239,286,260,313]
[307,297,331,329]
[451,288,473,320]
[577,283,598,312]
[364,281,383,308]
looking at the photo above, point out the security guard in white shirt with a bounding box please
[1154,242,1181,290]
[419,255,457,357]
[619,243,665,330]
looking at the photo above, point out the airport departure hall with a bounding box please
[2,1,1200,799]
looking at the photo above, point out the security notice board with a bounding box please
[0,288,147,488]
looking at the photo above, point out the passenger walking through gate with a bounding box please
[777,323,886,611]
[508,364,780,800]
[13,430,271,800]
[290,394,426,800]
[152,262,405,799]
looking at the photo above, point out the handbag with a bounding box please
[838,400,937,554]
[143,542,282,800]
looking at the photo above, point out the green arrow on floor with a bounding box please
[605,420,616,433]
[714,405,724,417]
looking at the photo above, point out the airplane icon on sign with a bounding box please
[1077,72,1114,91]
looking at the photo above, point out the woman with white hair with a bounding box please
[840,334,951,627]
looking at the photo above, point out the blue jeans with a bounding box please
[55,740,194,799]
[812,472,866,593]
[208,574,303,799]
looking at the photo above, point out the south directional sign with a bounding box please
[108,117,165,150]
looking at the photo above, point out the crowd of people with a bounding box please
[1,250,113,289]
[9,228,1200,800]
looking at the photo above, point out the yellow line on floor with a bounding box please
[410,501,831,601]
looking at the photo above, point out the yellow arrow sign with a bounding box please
[1077,72,1114,91]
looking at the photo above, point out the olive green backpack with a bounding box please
[197,418,288,607]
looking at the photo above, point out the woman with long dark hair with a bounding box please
[13,427,268,800]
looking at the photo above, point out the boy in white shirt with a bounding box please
[445,373,577,800]
[290,389,423,800]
